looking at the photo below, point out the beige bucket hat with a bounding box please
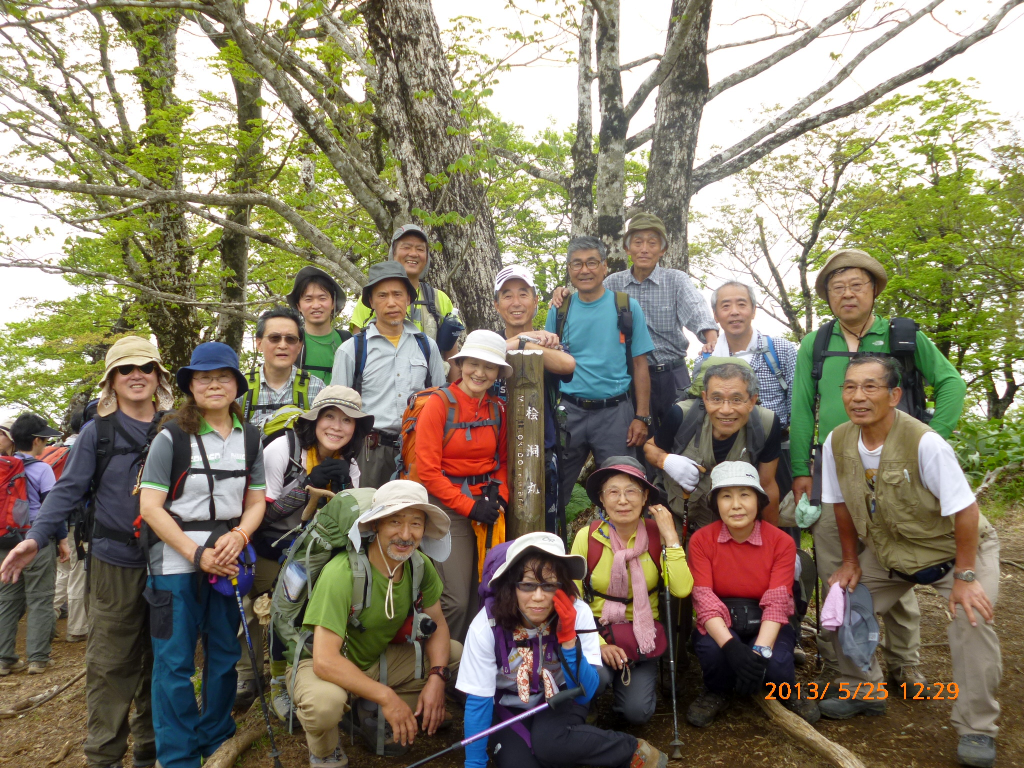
[96,336,174,417]
[814,249,888,302]
[299,386,374,429]
[355,480,451,562]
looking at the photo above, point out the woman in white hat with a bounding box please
[411,329,511,644]
[686,461,817,727]
[457,532,668,768]
[238,386,375,715]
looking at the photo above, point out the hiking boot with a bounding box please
[0,659,26,676]
[818,688,886,719]
[270,676,294,724]
[133,751,157,768]
[309,745,348,768]
[814,664,841,698]
[793,645,807,667]
[235,677,258,710]
[686,690,728,728]
[27,660,51,674]
[630,739,668,768]
[58,603,69,620]
[358,713,410,757]
[957,734,996,768]
[887,664,930,694]
[782,694,821,724]
[67,633,88,643]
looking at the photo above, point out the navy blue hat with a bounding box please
[175,342,248,395]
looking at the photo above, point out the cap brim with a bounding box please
[175,367,248,396]
[33,426,62,439]
[450,351,513,379]
[489,544,587,587]
[586,465,662,507]
[356,501,451,550]
[102,355,170,384]
[300,403,374,424]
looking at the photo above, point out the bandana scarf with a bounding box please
[513,624,558,704]
[600,522,657,655]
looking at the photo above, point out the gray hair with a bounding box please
[566,236,607,263]
[848,353,901,389]
[710,280,757,310]
[256,305,304,340]
[702,363,759,398]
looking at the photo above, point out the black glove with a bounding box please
[306,458,350,490]
[468,497,501,525]
[722,638,768,695]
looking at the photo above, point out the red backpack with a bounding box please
[0,455,34,540]
[40,444,71,481]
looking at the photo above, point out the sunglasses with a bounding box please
[263,333,301,346]
[116,362,157,376]
[515,581,562,594]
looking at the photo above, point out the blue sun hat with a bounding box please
[175,341,248,396]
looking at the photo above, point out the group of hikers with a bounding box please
[0,213,1002,768]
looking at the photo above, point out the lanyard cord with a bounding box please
[376,536,401,620]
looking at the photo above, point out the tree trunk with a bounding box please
[593,1,628,271]
[569,4,597,238]
[644,0,713,274]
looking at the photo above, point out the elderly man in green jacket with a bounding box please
[789,249,966,690]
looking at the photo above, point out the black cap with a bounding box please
[286,266,345,313]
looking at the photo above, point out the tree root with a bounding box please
[0,667,86,719]
[1001,559,1024,573]
[204,704,267,768]
[756,696,867,768]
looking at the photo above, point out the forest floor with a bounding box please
[1,505,1021,768]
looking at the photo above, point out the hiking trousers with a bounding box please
[693,625,797,694]
[85,557,155,768]
[595,657,659,725]
[811,501,922,670]
[0,539,56,664]
[357,439,400,489]
[54,528,88,637]
[489,701,637,768]
[558,398,634,511]
[833,533,1001,737]
[236,554,282,682]
[147,573,241,768]
[288,640,463,758]
[432,507,478,644]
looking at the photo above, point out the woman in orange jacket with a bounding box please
[414,329,510,643]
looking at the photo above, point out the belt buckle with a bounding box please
[367,431,380,450]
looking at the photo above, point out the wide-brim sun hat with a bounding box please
[0,416,15,438]
[585,455,662,507]
[623,212,668,249]
[488,531,587,587]
[299,386,374,430]
[175,341,249,396]
[97,336,175,417]
[708,461,769,510]
[286,265,345,312]
[360,260,418,309]
[451,329,513,378]
[814,248,888,302]
[356,479,451,562]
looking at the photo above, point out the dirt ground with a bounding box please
[2,507,1021,768]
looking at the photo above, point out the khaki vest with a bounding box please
[832,410,984,573]
[664,400,776,530]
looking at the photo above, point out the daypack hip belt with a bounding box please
[649,358,687,374]
[561,392,629,410]
[92,520,138,546]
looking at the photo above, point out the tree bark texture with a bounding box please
[644,0,713,274]
[593,1,628,272]
[569,4,597,239]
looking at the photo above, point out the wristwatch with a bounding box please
[428,665,452,683]
[752,645,773,659]
[634,415,653,426]
[953,569,977,582]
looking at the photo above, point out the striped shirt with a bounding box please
[605,264,717,365]
[238,365,325,428]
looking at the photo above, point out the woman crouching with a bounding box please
[456,532,668,768]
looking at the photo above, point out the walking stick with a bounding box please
[402,686,583,768]
[661,545,683,761]
[232,577,285,768]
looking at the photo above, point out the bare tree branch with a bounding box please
[625,124,652,152]
[490,147,569,188]
[707,24,808,55]
[619,53,660,71]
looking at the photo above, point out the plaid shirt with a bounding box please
[238,365,325,428]
[605,264,717,365]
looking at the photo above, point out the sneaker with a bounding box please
[270,676,294,724]
[309,745,348,768]
[782,694,821,724]
[67,633,88,643]
[818,688,886,720]
[0,659,26,676]
[957,734,996,768]
[27,660,51,675]
[630,739,668,768]
[235,677,258,710]
[887,664,930,693]
[686,690,729,728]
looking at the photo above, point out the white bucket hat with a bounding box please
[488,531,587,587]
[451,329,513,378]
[709,461,769,507]
[351,480,451,562]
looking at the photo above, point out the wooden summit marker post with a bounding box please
[505,350,545,539]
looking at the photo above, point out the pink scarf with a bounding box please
[600,522,657,655]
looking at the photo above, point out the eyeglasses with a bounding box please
[515,581,562,594]
[568,258,603,272]
[116,362,156,376]
[602,487,643,502]
[827,280,871,297]
[263,333,301,346]
[192,372,236,386]
[840,383,889,396]
[706,395,750,407]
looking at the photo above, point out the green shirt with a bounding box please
[349,284,455,338]
[789,315,966,477]
[301,550,443,671]
[301,329,346,385]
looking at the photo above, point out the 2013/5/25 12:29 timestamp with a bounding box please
[764,681,960,700]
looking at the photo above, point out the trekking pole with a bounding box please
[661,545,683,761]
[402,686,583,768]
[484,480,500,550]
[232,577,285,768]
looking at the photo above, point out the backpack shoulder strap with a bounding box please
[583,520,603,599]
[243,423,260,471]
[675,399,706,454]
[294,369,310,410]
[243,368,260,420]
[746,406,773,463]
[810,320,838,382]
[348,549,374,630]
[614,292,634,376]
[438,386,461,446]
[555,294,573,341]
[414,332,433,389]
[644,518,662,578]
[420,283,442,325]
[165,422,193,503]
[761,336,787,392]
[352,331,368,394]
[888,317,919,358]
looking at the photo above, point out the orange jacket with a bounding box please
[414,382,508,516]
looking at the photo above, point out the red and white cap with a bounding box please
[494,264,536,293]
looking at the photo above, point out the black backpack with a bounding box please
[296,328,352,381]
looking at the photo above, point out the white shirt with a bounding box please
[821,430,975,516]
[263,437,360,502]
[456,598,601,702]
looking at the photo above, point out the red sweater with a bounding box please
[689,520,795,634]
[414,383,508,516]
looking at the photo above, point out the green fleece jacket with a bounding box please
[790,315,966,477]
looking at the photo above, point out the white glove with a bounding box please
[662,454,702,492]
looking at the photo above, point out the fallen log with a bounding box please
[0,667,86,719]
[756,696,867,768]
[204,704,266,768]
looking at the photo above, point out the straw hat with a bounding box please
[96,336,174,417]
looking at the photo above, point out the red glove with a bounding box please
[552,589,577,644]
